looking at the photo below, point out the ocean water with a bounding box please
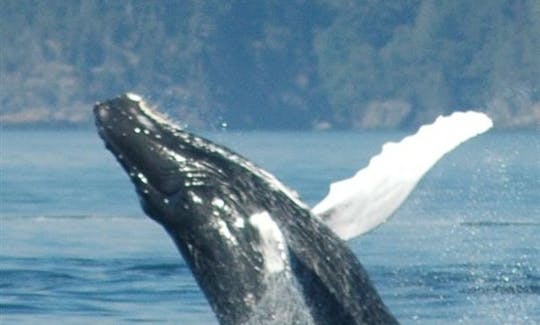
[1,128,538,324]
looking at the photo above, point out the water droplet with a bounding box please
[143,129,150,135]
[134,127,141,133]
[155,134,162,139]
[163,198,169,204]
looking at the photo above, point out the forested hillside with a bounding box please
[1,0,539,129]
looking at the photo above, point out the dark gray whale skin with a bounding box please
[94,93,398,325]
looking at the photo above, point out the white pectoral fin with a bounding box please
[312,111,493,240]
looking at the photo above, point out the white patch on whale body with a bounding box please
[163,147,187,163]
[189,192,203,204]
[249,211,288,274]
[137,172,148,184]
[233,217,245,229]
[134,114,156,132]
[215,219,238,245]
[212,197,225,209]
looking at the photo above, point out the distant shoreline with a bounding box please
[2,121,538,132]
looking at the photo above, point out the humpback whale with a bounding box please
[94,93,398,324]
[94,93,492,324]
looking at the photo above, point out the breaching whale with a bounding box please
[94,93,492,324]
[94,93,398,324]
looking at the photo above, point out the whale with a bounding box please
[94,93,399,324]
[94,93,493,324]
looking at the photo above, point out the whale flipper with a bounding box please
[313,111,493,240]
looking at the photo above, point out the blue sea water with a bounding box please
[0,128,539,324]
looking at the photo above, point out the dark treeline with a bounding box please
[1,0,539,129]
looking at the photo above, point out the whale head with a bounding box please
[95,93,236,226]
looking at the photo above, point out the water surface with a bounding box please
[1,129,538,324]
